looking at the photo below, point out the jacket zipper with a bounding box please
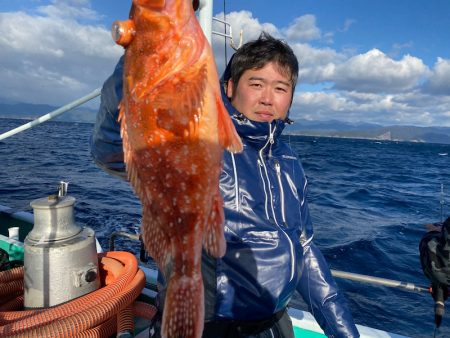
[258,158,270,220]
[258,124,295,282]
[231,153,240,211]
[275,160,295,281]
[258,124,276,224]
[275,161,286,223]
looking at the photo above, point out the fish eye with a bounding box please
[111,20,136,47]
[111,22,122,43]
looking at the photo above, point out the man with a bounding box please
[91,32,359,338]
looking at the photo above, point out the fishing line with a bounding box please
[440,183,445,223]
[223,0,227,67]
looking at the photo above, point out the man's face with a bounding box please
[226,61,293,123]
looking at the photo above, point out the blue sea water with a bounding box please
[1,118,449,337]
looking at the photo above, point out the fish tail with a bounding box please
[203,190,226,257]
[162,274,204,338]
[216,95,243,153]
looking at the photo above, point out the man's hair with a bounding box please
[230,32,299,89]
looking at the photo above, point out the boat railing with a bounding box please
[212,16,243,51]
[107,228,431,295]
[0,88,101,141]
[331,269,429,293]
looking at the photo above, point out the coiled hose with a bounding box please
[0,251,157,337]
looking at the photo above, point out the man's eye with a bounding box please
[276,87,288,92]
[250,83,262,88]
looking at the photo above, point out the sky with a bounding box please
[1,0,450,126]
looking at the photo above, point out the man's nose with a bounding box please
[260,88,273,105]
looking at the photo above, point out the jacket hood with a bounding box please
[219,56,292,145]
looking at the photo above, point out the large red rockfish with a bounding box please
[112,1,242,337]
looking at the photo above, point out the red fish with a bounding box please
[112,1,242,337]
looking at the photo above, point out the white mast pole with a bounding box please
[198,0,213,43]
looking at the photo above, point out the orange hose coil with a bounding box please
[117,305,135,334]
[0,294,23,312]
[0,280,23,299]
[0,251,157,337]
[133,301,158,321]
[1,251,138,324]
[0,267,23,283]
[72,316,117,338]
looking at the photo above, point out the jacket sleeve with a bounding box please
[297,241,359,337]
[90,56,127,180]
[296,180,359,337]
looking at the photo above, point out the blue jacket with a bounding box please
[90,56,359,338]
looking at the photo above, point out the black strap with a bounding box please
[203,309,285,337]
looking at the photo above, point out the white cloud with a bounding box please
[292,43,345,83]
[424,57,450,95]
[389,41,413,58]
[213,10,279,43]
[283,15,321,42]
[291,89,450,126]
[0,2,122,106]
[332,49,430,93]
[37,0,99,20]
[339,19,356,33]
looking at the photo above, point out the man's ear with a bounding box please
[226,79,234,99]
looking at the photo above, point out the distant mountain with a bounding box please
[285,119,450,145]
[287,119,382,132]
[2,101,450,144]
[0,102,97,123]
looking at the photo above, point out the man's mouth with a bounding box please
[255,111,274,122]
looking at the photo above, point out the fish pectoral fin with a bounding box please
[118,103,136,186]
[152,65,207,137]
[203,190,226,258]
[140,212,172,272]
[216,95,243,153]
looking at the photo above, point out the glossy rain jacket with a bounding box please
[90,56,359,338]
